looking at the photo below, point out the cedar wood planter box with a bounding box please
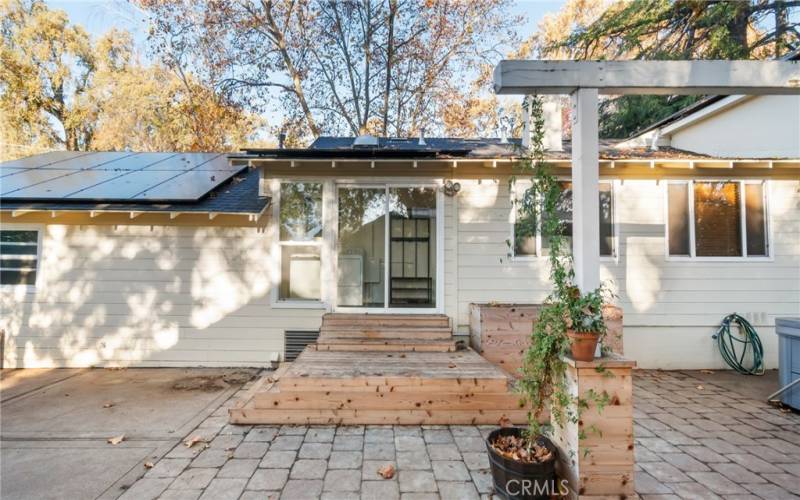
[469,303,624,377]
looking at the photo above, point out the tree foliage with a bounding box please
[0,0,259,155]
[536,0,800,138]
[140,0,522,142]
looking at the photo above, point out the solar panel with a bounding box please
[0,151,90,170]
[132,170,242,200]
[0,151,245,202]
[3,170,123,198]
[2,169,77,195]
[36,151,135,170]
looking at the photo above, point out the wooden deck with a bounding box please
[229,314,532,425]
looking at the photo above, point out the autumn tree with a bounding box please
[537,0,800,138]
[0,0,260,155]
[0,0,130,151]
[140,0,521,142]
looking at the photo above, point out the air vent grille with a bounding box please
[285,330,320,361]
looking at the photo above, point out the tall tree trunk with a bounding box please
[263,0,320,137]
[774,0,788,56]
[729,2,750,58]
[382,0,397,136]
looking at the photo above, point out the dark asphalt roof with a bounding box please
[0,165,269,214]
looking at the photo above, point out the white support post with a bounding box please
[571,88,600,293]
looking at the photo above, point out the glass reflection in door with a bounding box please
[336,188,386,307]
[388,187,436,308]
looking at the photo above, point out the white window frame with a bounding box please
[269,178,328,309]
[510,179,619,262]
[663,179,772,262]
[0,223,43,291]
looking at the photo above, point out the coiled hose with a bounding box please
[712,313,765,375]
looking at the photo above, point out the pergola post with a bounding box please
[571,88,600,292]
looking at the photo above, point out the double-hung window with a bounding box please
[0,229,40,286]
[666,180,769,259]
[512,181,615,258]
[277,182,323,302]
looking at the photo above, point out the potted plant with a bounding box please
[562,284,609,361]
[486,96,611,499]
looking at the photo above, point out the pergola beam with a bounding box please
[494,60,800,95]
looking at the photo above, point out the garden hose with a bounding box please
[712,313,765,375]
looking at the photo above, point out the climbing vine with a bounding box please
[510,96,612,439]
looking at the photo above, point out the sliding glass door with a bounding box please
[336,185,438,311]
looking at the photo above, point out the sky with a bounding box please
[45,0,567,140]
[48,0,567,57]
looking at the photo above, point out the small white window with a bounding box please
[666,180,769,259]
[512,181,615,258]
[278,182,323,301]
[0,229,40,286]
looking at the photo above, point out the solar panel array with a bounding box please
[0,152,246,202]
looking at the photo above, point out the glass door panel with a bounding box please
[336,187,386,307]
[387,187,437,308]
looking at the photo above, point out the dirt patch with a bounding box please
[171,370,257,392]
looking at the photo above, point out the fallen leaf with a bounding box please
[696,385,704,390]
[103,402,115,409]
[184,435,207,448]
[448,363,456,369]
[144,461,154,469]
[498,416,512,428]
[377,464,395,479]
[700,369,714,374]
[107,434,125,445]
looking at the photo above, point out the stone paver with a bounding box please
[116,370,799,500]
[247,468,289,490]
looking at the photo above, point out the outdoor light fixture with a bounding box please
[443,180,461,196]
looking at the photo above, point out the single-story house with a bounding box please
[1,89,798,370]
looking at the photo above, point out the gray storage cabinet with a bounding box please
[776,317,800,410]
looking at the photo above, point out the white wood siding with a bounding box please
[669,95,800,158]
[452,178,800,369]
[1,222,323,368]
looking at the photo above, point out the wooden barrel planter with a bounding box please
[485,427,559,500]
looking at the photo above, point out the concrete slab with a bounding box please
[1,368,255,439]
[0,368,257,500]
[0,368,84,402]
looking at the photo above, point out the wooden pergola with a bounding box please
[493,59,800,292]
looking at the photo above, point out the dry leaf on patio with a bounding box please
[103,402,115,408]
[498,415,512,428]
[696,385,704,390]
[184,435,207,448]
[448,363,457,368]
[377,464,395,479]
[143,461,154,469]
[107,434,125,445]
[700,369,714,374]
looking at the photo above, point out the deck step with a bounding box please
[228,345,530,426]
[321,313,449,329]
[254,386,525,410]
[314,338,456,352]
[319,327,452,340]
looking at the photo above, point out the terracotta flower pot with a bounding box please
[566,330,600,361]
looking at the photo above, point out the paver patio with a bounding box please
[118,370,800,500]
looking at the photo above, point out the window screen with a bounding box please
[694,182,741,257]
[667,184,691,256]
[744,183,767,256]
[516,181,614,257]
[667,181,768,258]
[0,230,39,285]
